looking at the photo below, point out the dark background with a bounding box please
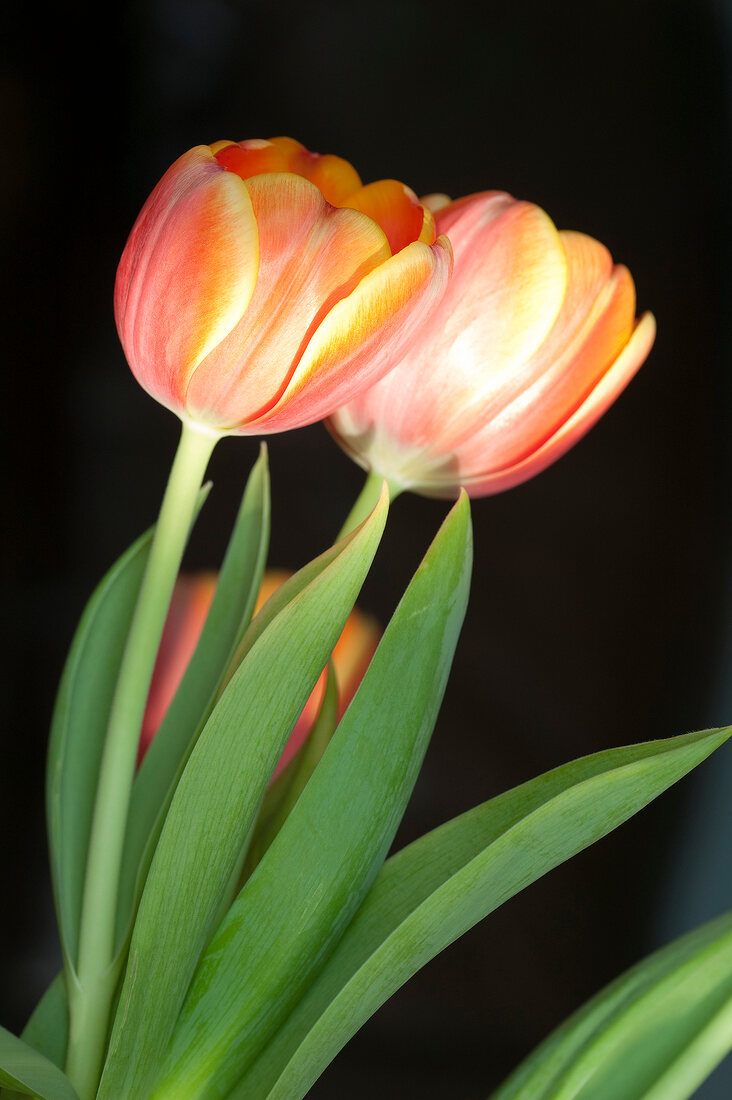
[2,0,731,1096]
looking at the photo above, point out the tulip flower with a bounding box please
[328,191,656,497]
[115,137,451,436]
[140,570,380,774]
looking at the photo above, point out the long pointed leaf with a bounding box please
[150,493,473,1100]
[97,488,388,1100]
[232,725,731,1099]
[489,909,732,1100]
[116,448,270,949]
[46,489,210,974]
[244,661,339,875]
[0,1025,78,1100]
[46,527,152,973]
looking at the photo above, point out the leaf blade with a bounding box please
[151,493,473,1100]
[46,489,210,974]
[46,528,153,973]
[232,726,731,1100]
[116,448,270,949]
[0,975,69,1100]
[97,488,389,1100]
[489,909,732,1100]
[0,1025,78,1100]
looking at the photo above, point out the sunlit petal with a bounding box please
[459,312,656,496]
[115,146,259,416]
[252,236,453,433]
[185,173,390,429]
[343,179,434,252]
[328,191,654,498]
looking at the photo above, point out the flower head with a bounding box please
[115,137,451,436]
[328,190,655,496]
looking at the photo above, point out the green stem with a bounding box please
[65,421,218,1100]
[337,470,402,541]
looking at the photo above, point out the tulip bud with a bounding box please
[115,137,451,437]
[139,571,380,773]
[328,191,656,497]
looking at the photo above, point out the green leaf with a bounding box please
[489,909,732,1100]
[115,447,270,950]
[150,492,473,1100]
[244,660,339,874]
[46,527,152,974]
[206,666,340,950]
[0,975,69,1100]
[46,488,210,975]
[0,1025,78,1100]
[231,724,731,1100]
[97,487,389,1100]
[20,974,68,1071]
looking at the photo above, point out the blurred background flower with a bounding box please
[2,1,730,1096]
[138,569,380,774]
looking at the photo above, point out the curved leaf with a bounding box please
[46,488,210,975]
[150,493,473,1100]
[97,487,389,1100]
[46,527,152,973]
[0,1025,78,1100]
[244,661,339,875]
[489,909,732,1100]
[0,975,68,1100]
[232,725,731,1099]
[116,448,270,949]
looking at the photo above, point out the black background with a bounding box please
[2,0,731,1096]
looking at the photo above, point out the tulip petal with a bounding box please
[184,174,391,429]
[328,194,567,460]
[268,138,364,205]
[214,140,291,178]
[250,235,453,434]
[115,146,260,416]
[342,179,435,252]
[214,138,364,207]
[461,312,656,496]
[452,232,637,468]
[218,137,364,206]
[421,192,451,213]
[418,196,568,441]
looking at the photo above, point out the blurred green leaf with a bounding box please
[489,909,732,1100]
[0,975,68,1100]
[20,974,68,1070]
[0,1025,78,1100]
[150,493,473,1100]
[115,447,270,950]
[46,488,210,975]
[232,725,731,1100]
[97,488,389,1100]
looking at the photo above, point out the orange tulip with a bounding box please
[115,137,451,436]
[328,191,656,497]
[139,571,380,774]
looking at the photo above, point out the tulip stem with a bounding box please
[65,420,218,1100]
[337,470,402,541]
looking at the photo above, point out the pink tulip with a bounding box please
[139,571,380,774]
[115,137,451,436]
[327,191,656,496]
